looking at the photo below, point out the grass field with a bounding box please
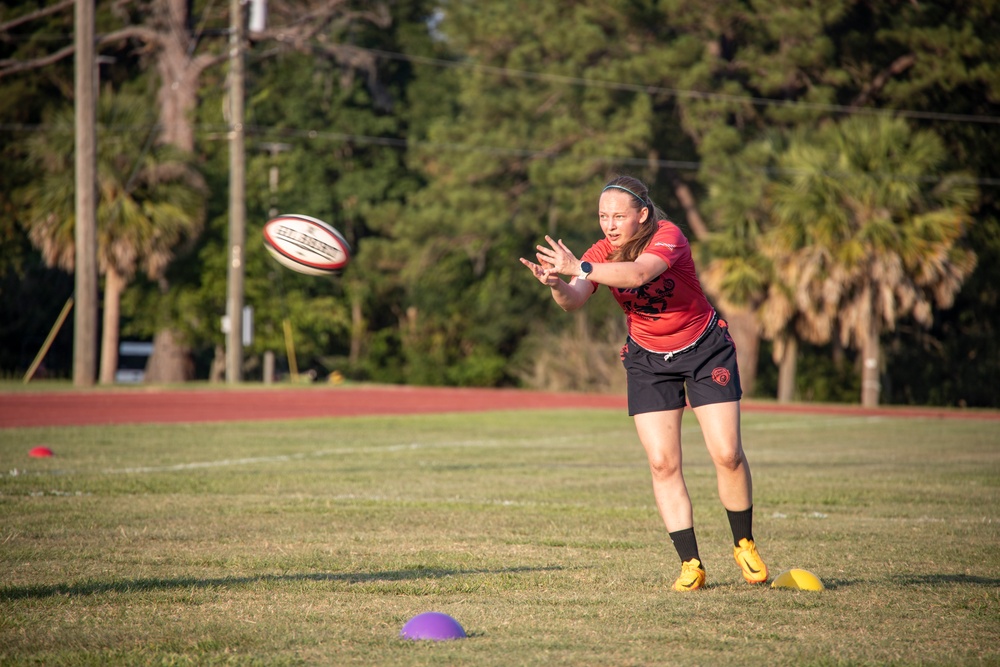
[1,407,998,666]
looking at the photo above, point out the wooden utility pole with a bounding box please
[73,0,98,386]
[226,0,246,383]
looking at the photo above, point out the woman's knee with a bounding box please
[710,447,746,473]
[647,454,682,480]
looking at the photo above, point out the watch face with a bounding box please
[582,261,593,274]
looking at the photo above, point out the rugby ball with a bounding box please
[262,214,351,276]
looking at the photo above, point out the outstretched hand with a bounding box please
[534,236,580,277]
[518,255,561,287]
[520,236,581,287]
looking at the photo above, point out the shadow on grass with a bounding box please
[1,565,565,601]
[891,573,1000,587]
[774,575,1000,590]
[805,578,854,590]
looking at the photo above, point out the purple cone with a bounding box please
[399,612,467,641]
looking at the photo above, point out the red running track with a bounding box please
[0,385,628,428]
[1,384,997,428]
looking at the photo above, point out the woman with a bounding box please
[519,175,768,591]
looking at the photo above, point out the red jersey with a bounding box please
[581,220,714,352]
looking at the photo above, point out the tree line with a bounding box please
[1,0,997,408]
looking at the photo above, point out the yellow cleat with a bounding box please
[734,538,768,584]
[673,558,706,592]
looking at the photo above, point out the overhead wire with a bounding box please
[3,29,998,126]
[247,125,1000,187]
[2,118,997,187]
[2,20,998,186]
[359,46,1000,126]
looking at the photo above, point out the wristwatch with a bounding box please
[578,261,593,279]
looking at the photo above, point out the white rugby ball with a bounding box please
[262,214,351,276]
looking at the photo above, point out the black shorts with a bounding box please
[621,317,743,415]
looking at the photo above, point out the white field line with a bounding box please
[744,416,888,430]
[104,434,620,475]
[316,495,997,524]
[8,483,996,524]
[3,415,903,480]
[107,443,431,474]
[8,434,608,478]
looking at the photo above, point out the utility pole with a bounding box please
[225,0,246,383]
[258,141,291,217]
[73,0,98,386]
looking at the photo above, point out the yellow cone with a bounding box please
[771,568,824,591]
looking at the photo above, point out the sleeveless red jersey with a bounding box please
[581,220,714,352]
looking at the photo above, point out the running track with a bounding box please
[1,384,997,428]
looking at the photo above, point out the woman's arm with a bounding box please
[582,254,667,290]
[519,255,594,311]
[534,236,668,290]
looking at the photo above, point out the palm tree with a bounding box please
[768,116,978,407]
[20,91,206,384]
[700,134,784,399]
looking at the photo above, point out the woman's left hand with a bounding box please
[534,236,580,277]
[519,255,561,287]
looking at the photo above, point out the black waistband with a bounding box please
[629,310,719,359]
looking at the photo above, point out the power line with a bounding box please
[3,121,997,187]
[5,29,999,126]
[223,123,1000,188]
[359,47,1000,126]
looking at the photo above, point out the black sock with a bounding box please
[668,528,700,563]
[726,506,754,546]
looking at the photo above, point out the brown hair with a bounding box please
[603,176,667,262]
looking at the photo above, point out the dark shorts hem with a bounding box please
[627,396,741,417]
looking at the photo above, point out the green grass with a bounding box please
[1,408,998,666]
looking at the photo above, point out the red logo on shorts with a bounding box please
[711,368,731,386]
